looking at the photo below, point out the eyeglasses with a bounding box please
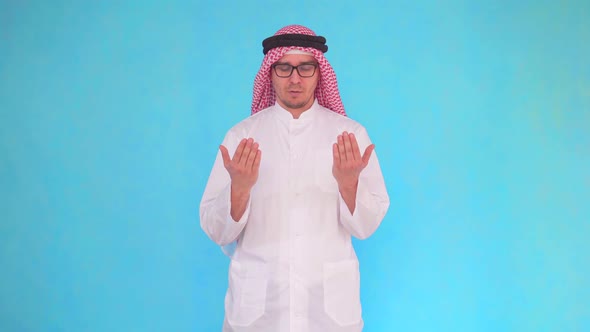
[272,63,318,78]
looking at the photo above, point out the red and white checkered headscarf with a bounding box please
[251,25,346,116]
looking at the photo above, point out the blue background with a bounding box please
[1,1,589,331]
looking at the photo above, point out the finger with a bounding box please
[342,132,354,161]
[239,138,254,165]
[337,135,346,162]
[252,149,262,173]
[219,145,230,167]
[245,142,259,169]
[332,143,340,165]
[349,133,361,161]
[361,144,375,166]
[233,139,247,163]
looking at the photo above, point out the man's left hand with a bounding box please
[332,131,374,190]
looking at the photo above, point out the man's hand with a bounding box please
[219,138,261,221]
[332,131,374,214]
[332,131,374,188]
[220,138,262,192]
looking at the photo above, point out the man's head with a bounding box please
[251,25,346,116]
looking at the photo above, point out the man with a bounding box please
[200,25,389,332]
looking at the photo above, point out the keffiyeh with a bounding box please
[251,25,346,116]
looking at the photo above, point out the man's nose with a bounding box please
[288,70,302,83]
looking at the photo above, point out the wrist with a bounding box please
[338,180,358,193]
[231,184,251,198]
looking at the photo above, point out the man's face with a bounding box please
[271,54,319,115]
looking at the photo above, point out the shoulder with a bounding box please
[227,106,274,134]
[316,105,366,132]
[220,107,274,148]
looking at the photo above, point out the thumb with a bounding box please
[219,145,230,167]
[361,144,375,166]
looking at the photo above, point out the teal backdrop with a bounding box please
[1,1,589,331]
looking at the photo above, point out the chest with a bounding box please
[252,120,339,192]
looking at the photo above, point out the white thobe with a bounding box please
[200,101,390,332]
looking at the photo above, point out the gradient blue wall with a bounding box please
[1,1,588,331]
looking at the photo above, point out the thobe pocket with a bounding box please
[323,259,362,326]
[225,260,268,327]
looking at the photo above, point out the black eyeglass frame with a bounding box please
[271,63,318,78]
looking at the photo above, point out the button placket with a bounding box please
[287,117,312,331]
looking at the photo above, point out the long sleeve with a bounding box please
[337,127,390,239]
[200,131,251,246]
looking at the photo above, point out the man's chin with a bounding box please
[284,99,311,110]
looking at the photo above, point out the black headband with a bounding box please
[262,34,328,55]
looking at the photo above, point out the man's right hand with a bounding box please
[219,138,261,221]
